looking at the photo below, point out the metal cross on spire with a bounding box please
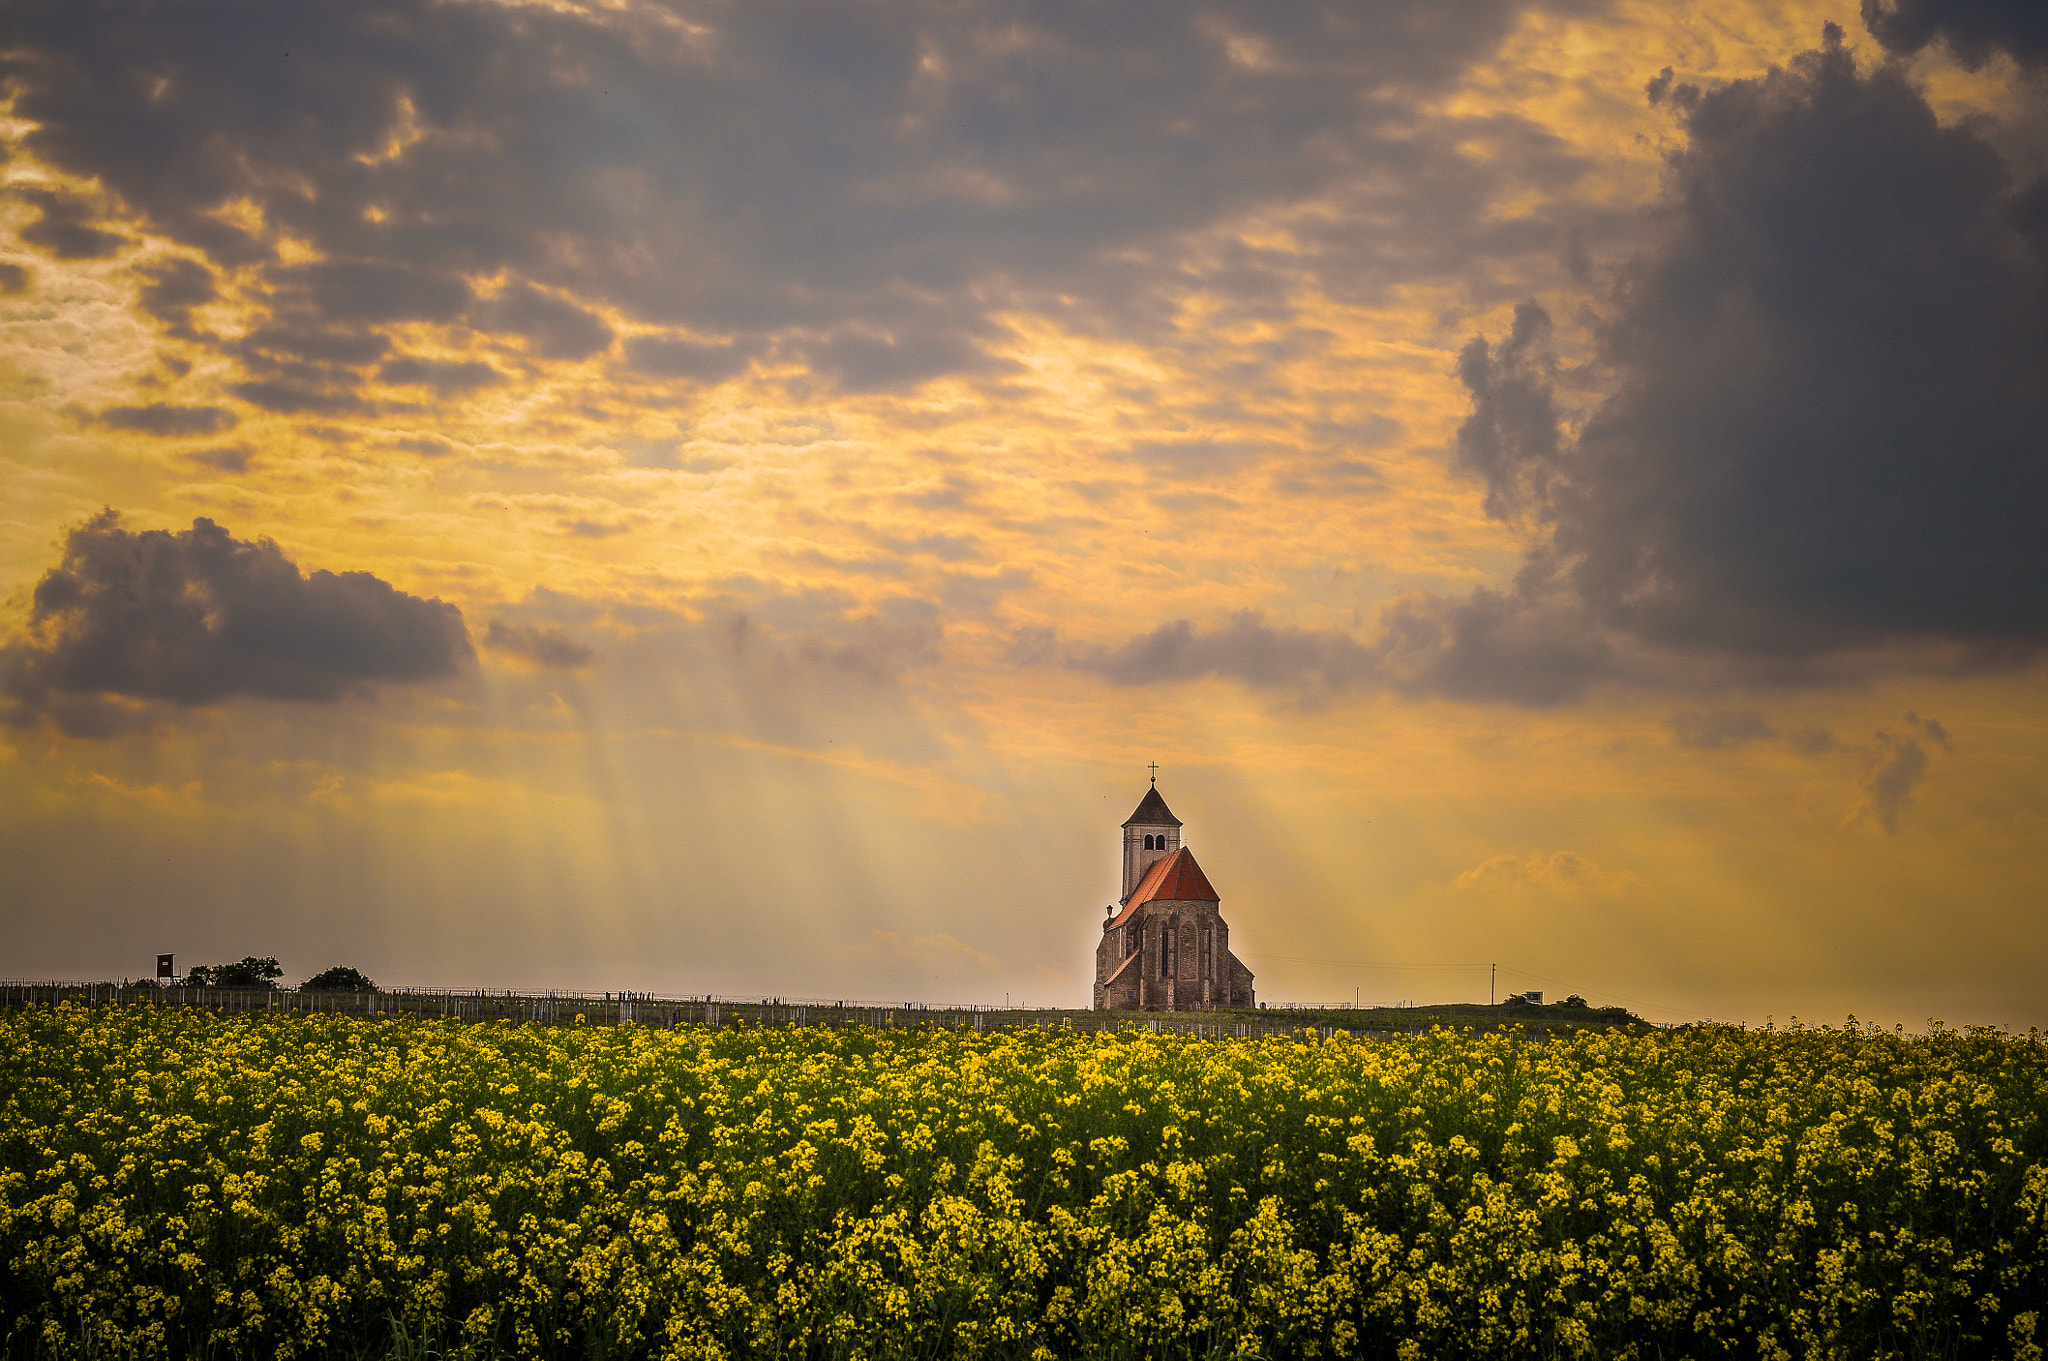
[1148,761,1159,785]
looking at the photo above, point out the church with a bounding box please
[1093,782,1255,1011]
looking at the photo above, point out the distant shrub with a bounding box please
[301,965,376,992]
[182,956,283,989]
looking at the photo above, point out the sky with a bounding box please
[2,0,2045,1026]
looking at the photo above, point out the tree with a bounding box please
[301,965,376,992]
[184,956,283,989]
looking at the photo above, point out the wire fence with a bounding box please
[0,980,1483,1042]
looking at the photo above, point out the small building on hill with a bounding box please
[1094,783,1255,1011]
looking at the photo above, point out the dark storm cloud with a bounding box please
[0,0,1595,401]
[1451,301,1566,522]
[97,403,238,436]
[1501,35,2048,662]
[1,511,473,731]
[1085,34,2048,705]
[1644,67,1702,111]
[484,620,594,670]
[0,262,28,294]
[1862,0,2048,70]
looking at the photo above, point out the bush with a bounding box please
[181,956,283,989]
[300,965,376,992]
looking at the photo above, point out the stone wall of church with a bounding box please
[1095,897,1255,1012]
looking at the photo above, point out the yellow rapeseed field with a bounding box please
[1,1004,2043,1359]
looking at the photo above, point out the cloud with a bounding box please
[0,262,31,295]
[1072,31,2048,712]
[1852,730,1925,832]
[1465,36,2048,665]
[1903,708,1951,750]
[2,511,473,733]
[1363,590,1624,706]
[1669,708,1777,749]
[134,257,216,336]
[623,336,754,383]
[1861,0,2048,70]
[0,0,1596,406]
[1644,66,1702,111]
[471,284,613,362]
[1086,31,2048,710]
[1079,612,1375,694]
[294,261,471,327]
[1452,301,1566,523]
[1786,725,1839,754]
[558,518,632,540]
[1453,850,1636,894]
[375,356,503,396]
[225,378,367,416]
[484,620,594,670]
[798,614,944,682]
[14,188,126,259]
[184,446,253,473]
[1844,710,1950,832]
[1072,594,1623,707]
[97,403,238,436]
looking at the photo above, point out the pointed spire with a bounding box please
[1122,785,1182,828]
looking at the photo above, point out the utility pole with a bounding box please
[1490,963,1496,1006]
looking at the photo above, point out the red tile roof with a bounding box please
[1106,845,1218,927]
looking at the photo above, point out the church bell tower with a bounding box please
[1120,774,1183,902]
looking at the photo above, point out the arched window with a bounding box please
[1143,834,1155,850]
